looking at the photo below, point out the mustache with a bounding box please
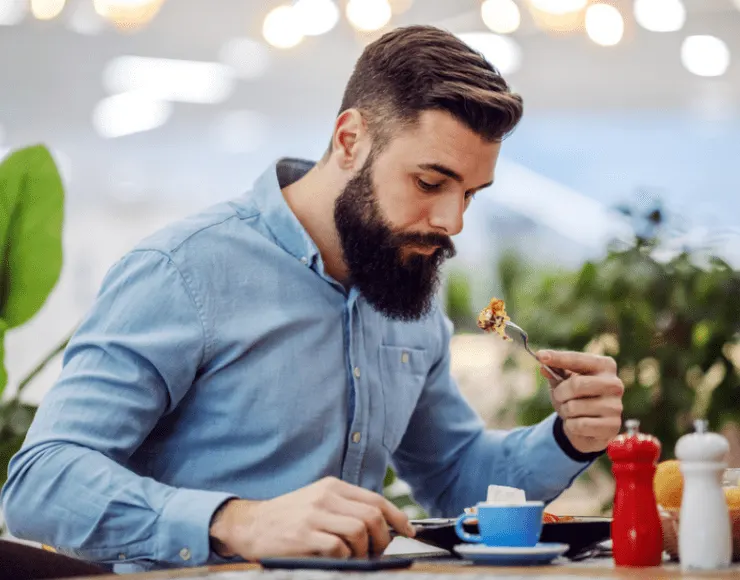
[392,231,456,257]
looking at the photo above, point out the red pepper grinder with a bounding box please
[607,418,664,567]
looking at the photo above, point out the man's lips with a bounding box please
[409,245,439,256]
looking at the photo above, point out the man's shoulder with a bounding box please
[132,194,265,260]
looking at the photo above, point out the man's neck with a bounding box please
[282,162,350,284]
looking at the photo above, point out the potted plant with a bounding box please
[0,145,66,501]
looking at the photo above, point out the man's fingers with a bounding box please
[539,366,572,387]
[559,396,623,420]
[565,416,622,439]
[552,374,625,405]
[537,350,617,376]
[329,498,391,555]
[334,481,414,537]
[316,513,369,557]
[310,532,353,558]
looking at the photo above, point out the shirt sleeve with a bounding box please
[391,311,594,517]
[1,249,236,568]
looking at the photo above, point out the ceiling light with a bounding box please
[263,4,304,49]
[528,0,586,15]
[346,0,392,32]
[31,0,65,20]
[457,32,522,75]
[681,35,730,78]
[481,0,521,35]
[93,0,164,32]
[293,0,339,36]
[585,3,624,47]
[0,0,28,25]
[218,37,270,80]
[633,0,685,33]
[103,56,235,104]
[92,92,171,138]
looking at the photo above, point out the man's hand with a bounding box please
[537,350,624,454]
[209,477,415,560]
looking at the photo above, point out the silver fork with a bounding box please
[504,320,568,384]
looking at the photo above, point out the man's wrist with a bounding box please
[209,498,237,558]
[553,416,604,462]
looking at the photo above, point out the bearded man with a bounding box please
[2,25,623,574]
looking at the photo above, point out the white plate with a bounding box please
[454,542,569,566]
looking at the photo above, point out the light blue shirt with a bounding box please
[2,159,592,573]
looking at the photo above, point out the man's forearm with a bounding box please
[2,441,235,567]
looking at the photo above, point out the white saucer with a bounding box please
[454,542,569,566]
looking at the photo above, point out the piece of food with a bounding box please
[477,297,511,341]
[543,513,575,523]
[654,460,683,509]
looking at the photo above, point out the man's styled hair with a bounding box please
[333,25,524,151]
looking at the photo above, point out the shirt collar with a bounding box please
[250,157,321,266]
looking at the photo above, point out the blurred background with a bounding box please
[2,0,740,524]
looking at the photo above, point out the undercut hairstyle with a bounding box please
[331,25,524,153]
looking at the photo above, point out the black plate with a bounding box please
[539,517,612,559]
[409,517,612,560]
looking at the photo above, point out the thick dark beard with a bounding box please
[333,156,456,321]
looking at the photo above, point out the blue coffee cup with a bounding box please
[455,501,545,547]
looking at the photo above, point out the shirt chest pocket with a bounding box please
[378,345,427,453]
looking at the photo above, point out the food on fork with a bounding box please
[477,297,512,341]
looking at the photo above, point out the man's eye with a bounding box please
[417,179,442,192]
[465,191,477,202]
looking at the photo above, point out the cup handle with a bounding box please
[455,514,482,544]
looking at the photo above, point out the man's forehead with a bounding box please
[388,113,500,185]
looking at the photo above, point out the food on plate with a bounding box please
[654,459,683,509]
[477,297,511,341]
[543,512,575,523]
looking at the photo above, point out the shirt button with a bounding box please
[401,352,409,364]
[352,432,362,443]
[300,256,308,265]
[180,547,191,561]
[353,367,361,379]
[118,553,126,561]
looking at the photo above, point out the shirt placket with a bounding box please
[341,288,368,485]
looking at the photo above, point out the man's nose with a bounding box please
[427,194,464,237]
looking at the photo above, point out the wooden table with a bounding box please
[63,559,740,580]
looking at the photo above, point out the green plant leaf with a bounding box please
[0,145,64,330]
[0,319,6,396]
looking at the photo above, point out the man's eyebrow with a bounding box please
[418,163,494,190]
[418,163,463,182]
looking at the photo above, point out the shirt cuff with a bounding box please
[553,415,605,463]
[156,488,238,567]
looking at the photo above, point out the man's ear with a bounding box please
[329,109,370,171]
